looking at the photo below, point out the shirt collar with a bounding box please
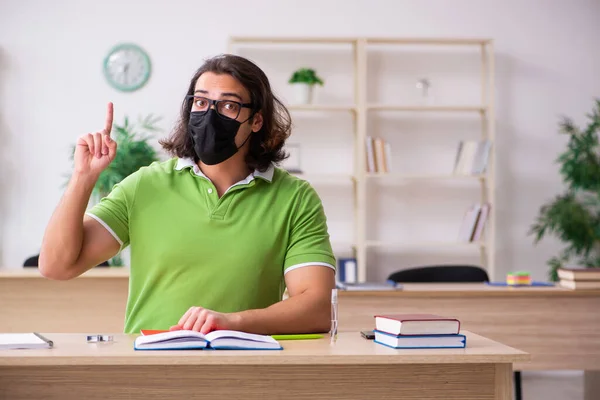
[174,157,274,183]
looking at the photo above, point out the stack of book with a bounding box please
[558,267,600,289]
[372,314,466,349]
[365,136,392,174]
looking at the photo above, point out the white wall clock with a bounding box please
[103,43,151,92]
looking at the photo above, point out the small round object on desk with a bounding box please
[86,335,114,343]
[506,271,531,286]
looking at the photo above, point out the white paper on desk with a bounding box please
[0,333,51,349]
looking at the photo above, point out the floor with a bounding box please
[522,371,583,400]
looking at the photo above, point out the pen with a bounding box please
[33,332,54,348]
[330,288,338,344]
[271,334,324,340]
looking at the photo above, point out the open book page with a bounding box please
[204,330,282,350]
[204,330,279,344]
[134,329,282,350]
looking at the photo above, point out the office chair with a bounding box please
[387,264,522,400]
[23,254,109,267]
[387,264,489,283]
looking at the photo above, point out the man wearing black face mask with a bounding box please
[39,54,336,336]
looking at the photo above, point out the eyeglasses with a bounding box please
[186,95,253,120]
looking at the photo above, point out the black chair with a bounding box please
[23,254,109,267]
[387,264,489,283]
[387,264,522,400]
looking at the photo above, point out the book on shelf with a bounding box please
[374,330,467,349]
[337,258,358,283]
[134,329,282,350]
[365,136,392,173]
[458,202,491,242]
[374,314,460,336]
[453,139,491,175]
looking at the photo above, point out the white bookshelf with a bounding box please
[228,36,496,282]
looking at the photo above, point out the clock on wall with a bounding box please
[103,43,151,92]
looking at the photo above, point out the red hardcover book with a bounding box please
[374,314,460,336]
[140,329,170,336]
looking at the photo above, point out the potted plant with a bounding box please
[288,68,324,104]
[67,114,161,266]
[529,99,600,281]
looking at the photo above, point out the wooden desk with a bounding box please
[1,270,599,398]
[0,331,527,400]
[338,283,600,371]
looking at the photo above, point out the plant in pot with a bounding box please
[529,99,600,281]
[67,113,161,266]
[288,68,324,104]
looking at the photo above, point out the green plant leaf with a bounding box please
[530,98,600,277]
[65,113,162,196]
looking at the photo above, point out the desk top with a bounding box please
[2,268,598,296]
[0,331,528,367]
[339,283,600,297]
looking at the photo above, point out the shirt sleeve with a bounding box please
[85,170,141,249]
[283,182,337,274]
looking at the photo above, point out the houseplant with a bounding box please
[529,99,600,281]
[288,68,324,104]
[68,113,161,266]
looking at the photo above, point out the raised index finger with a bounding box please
[103,102,114,135]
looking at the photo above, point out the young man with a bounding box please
[39,54,336,335]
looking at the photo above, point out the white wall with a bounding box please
[1,0,599,281]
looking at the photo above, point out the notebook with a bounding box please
[0,333,54,350]
[134,329,283,350]
[374,314,460,335]
[374,330,466,349]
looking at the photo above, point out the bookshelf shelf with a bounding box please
[291,173,355,184]
[287,104,356,112]
[366,240,486,249]
[367,104,486,113]
[229,36,496,282]
[366,173,486,181]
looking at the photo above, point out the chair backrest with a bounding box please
[387,265,489,283]
[23,254,110,268]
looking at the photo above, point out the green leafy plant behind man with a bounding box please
[529,99,600,281]
[69,114,161,198]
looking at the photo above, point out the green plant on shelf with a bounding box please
[528,99,600,281]
[288,68,324,86]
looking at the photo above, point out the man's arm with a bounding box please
[233,266,335,334]
[172,266,335,334]
[39,103,120,280]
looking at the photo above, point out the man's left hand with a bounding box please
[170,307,241,334]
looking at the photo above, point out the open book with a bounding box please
[134,329,282,350]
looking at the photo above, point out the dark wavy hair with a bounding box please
[160,54,291,172]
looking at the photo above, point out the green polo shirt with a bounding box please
[86,157,336,333]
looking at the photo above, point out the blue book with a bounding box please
[374,330,466,349]
[134,329,283,351]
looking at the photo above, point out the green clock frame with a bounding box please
[103,43,152,92]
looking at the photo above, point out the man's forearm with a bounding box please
[231,290,331,335]
[39,173,97,277]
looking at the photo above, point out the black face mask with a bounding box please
[188,109,252,165]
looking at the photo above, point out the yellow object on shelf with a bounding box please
[506,271,532,286]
